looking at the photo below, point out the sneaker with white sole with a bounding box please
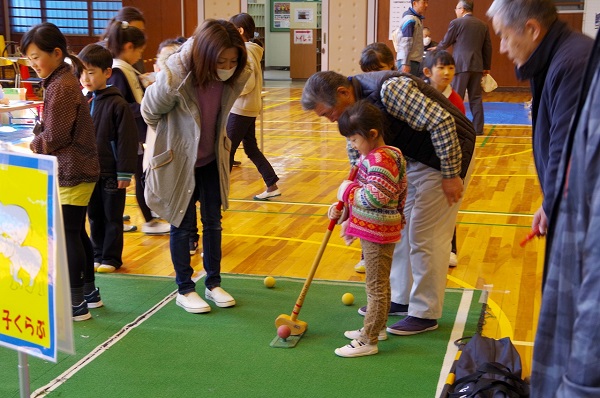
[254,189,281,201]
[176,292,211,313]
[84,288,104,308]
[354,259,365,273]
[449,252,458,268]
[205,287,236,308]
[93,262,101,272]
[386,316,438,335]
[344,327,387,341]
[72,301,92,321]
[358,302,408,316]
[142,219,170,235]
[97,264,117,273]
[335,339,378,358]
[123,224,137,232]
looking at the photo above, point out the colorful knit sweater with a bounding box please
[342,146,407,244]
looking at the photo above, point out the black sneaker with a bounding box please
[386,316,438,335]
[232,160,241,167]
[84,288,104,309]
[358,302,408,316]
[72,301,91,321]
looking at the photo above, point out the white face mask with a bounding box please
[423,37,432,46]
[217,67,236,81]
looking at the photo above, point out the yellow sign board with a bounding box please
[0,150,65,362]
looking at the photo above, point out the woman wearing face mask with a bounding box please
[141,19,250,314]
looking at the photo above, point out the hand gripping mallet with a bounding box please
[519,226,541,247]
[274,166,358,336]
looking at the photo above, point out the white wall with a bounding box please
[327,0,368,76]
[583,0,600,39]
[265,3,291,67]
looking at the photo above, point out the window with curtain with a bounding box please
[9,0,123,35]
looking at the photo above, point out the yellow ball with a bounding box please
[264,276,276,288]
[342,293,354,306]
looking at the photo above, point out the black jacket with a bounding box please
[351,71,476,179]
[88,86,138,178]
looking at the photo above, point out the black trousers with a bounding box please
[88,176,126,267]
[63,204,95,289]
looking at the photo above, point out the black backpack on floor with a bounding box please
[448,334,530,398]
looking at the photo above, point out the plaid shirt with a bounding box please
[380,76,462,178]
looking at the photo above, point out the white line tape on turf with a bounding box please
[436,289,475,397]
[30,271,206,397]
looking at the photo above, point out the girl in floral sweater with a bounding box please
[329,100,407,357]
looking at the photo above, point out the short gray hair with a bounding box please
[486,0,557,33]
[301,71,350,110]
[459,1,473,12]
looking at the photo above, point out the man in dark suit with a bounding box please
[436,0,492,135]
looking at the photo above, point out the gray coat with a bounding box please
[141,40,250,227]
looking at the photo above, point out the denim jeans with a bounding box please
[170,161,222,294]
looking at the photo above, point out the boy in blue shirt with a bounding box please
[77,44,138,280]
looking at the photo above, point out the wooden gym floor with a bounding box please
[119,85,540,375]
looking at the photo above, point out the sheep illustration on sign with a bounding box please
[0,201,42,289]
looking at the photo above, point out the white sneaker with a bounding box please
[123,224,137,232]
[334,339,378,358]
[97,264,117,273]
[93,262,101,272]
[205,287,236,308]
[449,252,458,268]
[354,259,365,273]
[176,292,211,313]
[253,189,281,201]
[344,327,387,341]
[142,219,170,235]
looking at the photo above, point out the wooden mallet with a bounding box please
[275,166,358,336]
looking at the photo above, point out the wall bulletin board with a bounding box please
[271,1,291,32]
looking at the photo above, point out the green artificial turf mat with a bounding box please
[1,274,482,398]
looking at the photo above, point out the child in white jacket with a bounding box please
[227,13,281,201]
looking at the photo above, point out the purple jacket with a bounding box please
[516,20,593,216]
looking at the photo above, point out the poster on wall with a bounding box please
[271,1,291,32]
[293,29,313,44]
[389,0,412,40]
[583,0,600,38]
[295,8,314,23]
[290,2,319,29]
